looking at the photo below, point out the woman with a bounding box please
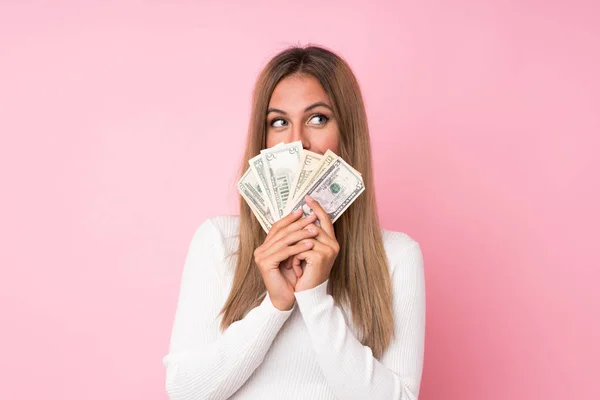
[162,45,426,399]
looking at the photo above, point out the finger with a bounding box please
[301,238,331,255]
[266,212,317,247]
[294,249,317,262]
[305,195,336,239]
[304,223,338,248]
[291,255,304,278]
[280,263,298,286]
[299,238,338,261]
[261,227,319,259]
[264,208,304,245]
[292,258,303,278]
[265,240,314,266]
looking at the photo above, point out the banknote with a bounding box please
[290,149,338,205]
[284,157,365,224]
[260,141,303,219]
[285,150,323,213]
[239,141,364,233]
[237,167,274,233]
[249,153,278,220]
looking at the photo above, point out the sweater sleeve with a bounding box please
[293,241,426,400]
[162,218,295,400]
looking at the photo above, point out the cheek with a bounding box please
[265,134,275,148]
[312,129,340,154]
[265,131,282,149]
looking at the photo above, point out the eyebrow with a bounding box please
[266,102,333,116]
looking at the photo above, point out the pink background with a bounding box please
[1,1,598,399]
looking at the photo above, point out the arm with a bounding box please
[293,241,426,399]
[162,218,294,400]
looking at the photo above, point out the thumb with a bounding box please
[292,255,304,278]
[280,264,298,286]
[282,257,293,270]
[294,250,315,262]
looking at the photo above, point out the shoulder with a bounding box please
[193,215,239,237]
[184,215,240,284]
[190,215,240,260]
[202,215,240,237]
[380,228,424,280]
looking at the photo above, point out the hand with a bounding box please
[254,209,319,310]
[279,257,302,290]
[292,195,340,292]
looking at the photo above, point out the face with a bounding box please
[265,74,339,155]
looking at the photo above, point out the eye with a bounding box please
[308,114,329,125]
[270,118,288,128]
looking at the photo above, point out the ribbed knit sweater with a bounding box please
[162,215,426,399]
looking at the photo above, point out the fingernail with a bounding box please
[308,227,316,233]
[305,195,312,202]
[305,241,313,247]
[294,209,302,215]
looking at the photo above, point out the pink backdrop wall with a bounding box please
[1,1,598,399]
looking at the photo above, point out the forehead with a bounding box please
[268,74,330,108]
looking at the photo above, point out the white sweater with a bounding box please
[162,216,426,400]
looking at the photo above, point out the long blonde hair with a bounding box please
[219,44,394,358]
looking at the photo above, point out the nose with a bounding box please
[291,124,310,150]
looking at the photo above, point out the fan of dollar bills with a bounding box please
[238,141,364,233]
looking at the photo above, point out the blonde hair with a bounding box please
[219,44,394,358]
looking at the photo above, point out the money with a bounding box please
[249,153,278,220]
[260,141,303,220]
[286,150,323,210]
[237,168,275,233]
[286,149,338,211]
[238,141,364,233]
[285,157,365,224]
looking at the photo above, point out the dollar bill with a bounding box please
[285,150,323,214]
[286,157,365,224]
[260,141,303,219]
[290,149,338,205]
[240,141,365,231]
[237,167,274,233]
[249,153,279,220]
